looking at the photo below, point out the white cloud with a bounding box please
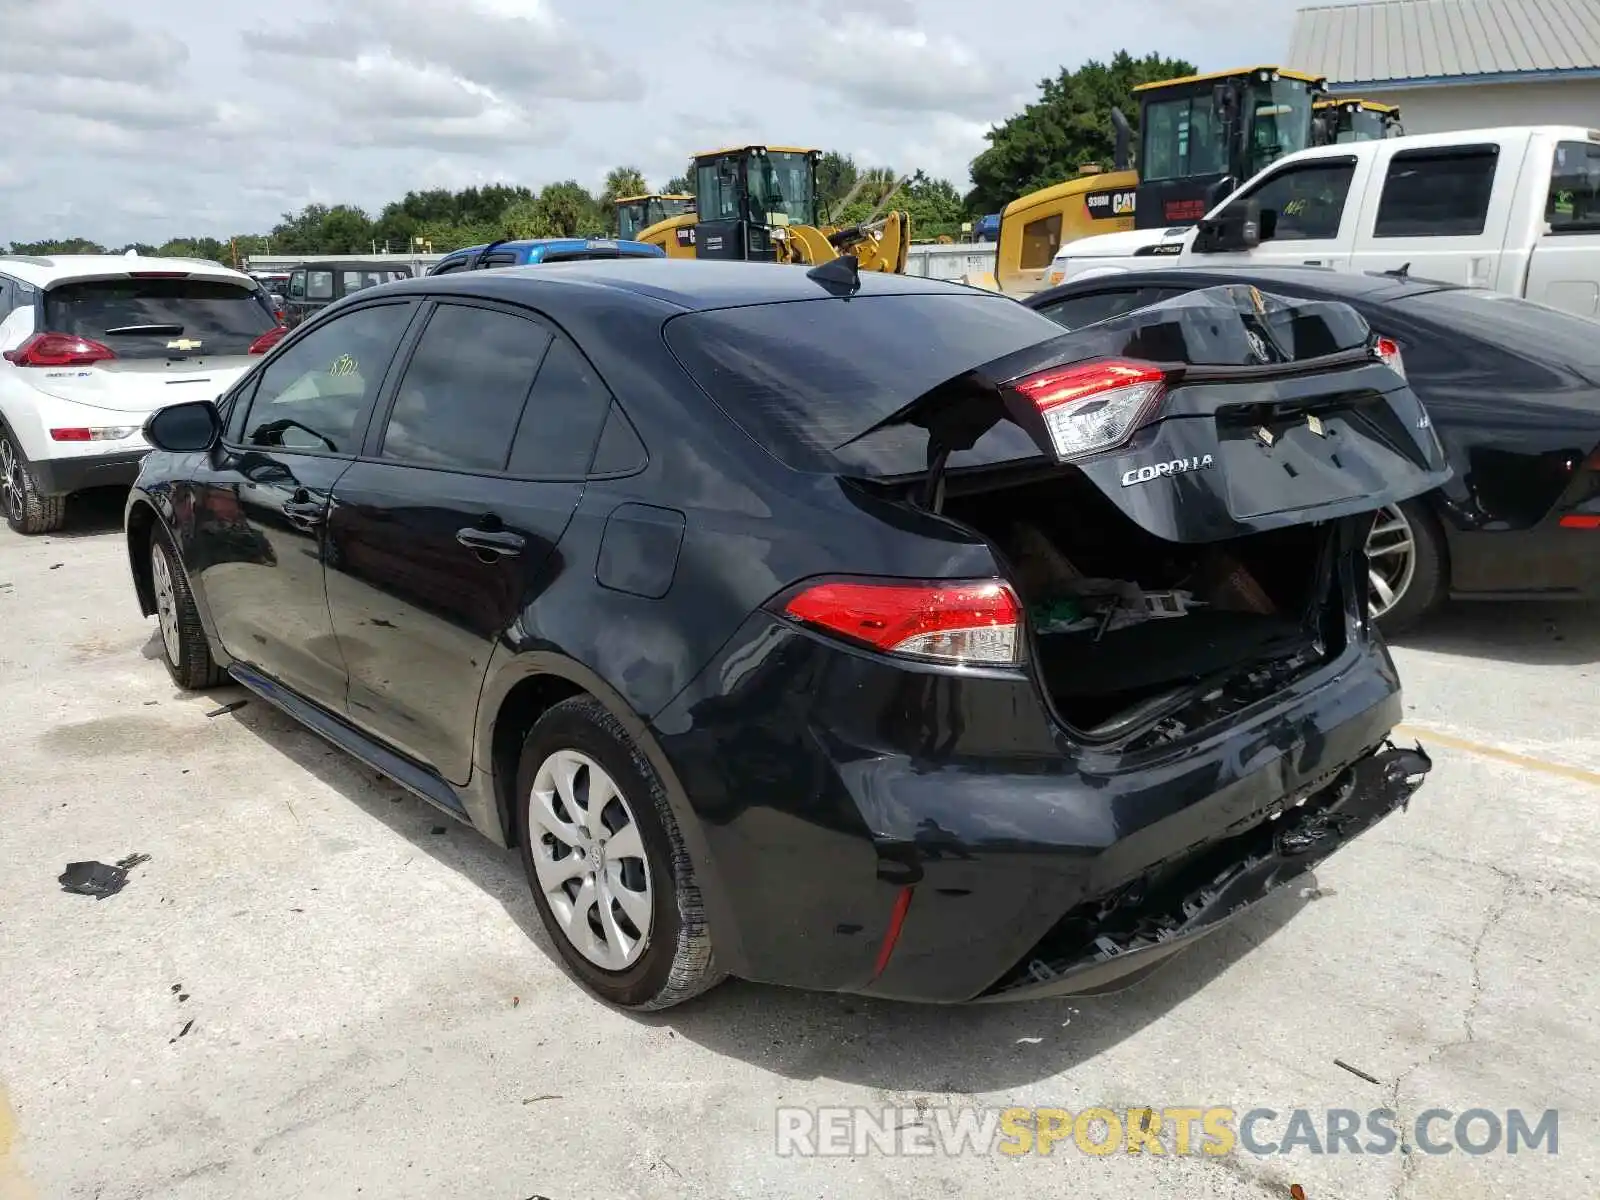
[0,0,1311,246]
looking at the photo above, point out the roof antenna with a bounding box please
[806,253,860,296]
[472,238,511,270]
[1383,261,1411,278]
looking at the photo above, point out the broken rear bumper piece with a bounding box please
[975,741,1433,1002]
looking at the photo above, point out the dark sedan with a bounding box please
[124,261,1437,1009]
[1025,267,1600,629]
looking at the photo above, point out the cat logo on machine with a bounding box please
[1085,188,1137,220]
[1120,454,1215,487]
[675,227,696,246]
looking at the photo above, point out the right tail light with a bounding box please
[1009,358,1167,462]
[1374,335,1406,378]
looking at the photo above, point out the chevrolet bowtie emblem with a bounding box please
[166,338,202,351]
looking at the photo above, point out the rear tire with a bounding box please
[150,524,223,690]
[1369,498,1446,634]
[515,696,723,1010]
[1,430,66,535]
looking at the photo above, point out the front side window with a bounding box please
[236,303,413,453]
[617,201,646,240]
[381,304,553,472]
[1019,214,1064,270]
[288,272,306,299]
[1374,147,1498,238]
[1141,95,1227,182]
[1547,139,1600,233]
[1246,78,1314,176]
[747,151,817,227]
[696,159,741,222]
[1245,161,1356,241]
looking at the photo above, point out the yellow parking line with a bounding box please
[0,1083,37,1200]
[1395,724,1600,789]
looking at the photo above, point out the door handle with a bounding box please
[1303,259,1323,266]
[456,527,525,558]
[282,496,325,527]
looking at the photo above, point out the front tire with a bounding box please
[515,696,723,1010]
[150,525,223,690]
[1,430,66,535]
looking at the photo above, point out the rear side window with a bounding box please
[43,277,277,358]
[506,336,614,477]
[1374,147,1498,238]
[1547,139,1600,233]
[381,303,553,472]
[1034,286,1192,331]
[663,292,1066,473]
[307,270,334,300]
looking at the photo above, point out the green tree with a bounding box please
[664,172,693,196]
[965,50,1194,214]
[816,151,860,219]
[602,166,648,202]
[9,237,107,254]
[532,181,606,237]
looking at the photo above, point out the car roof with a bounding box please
[0,253,254,289]
[1029,264,1461,309]
[449,238,661,256]
[397,258,972,312]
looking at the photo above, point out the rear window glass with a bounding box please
[1399,287,1600,372]
[44,277,277,358]
[663,292,1066,474]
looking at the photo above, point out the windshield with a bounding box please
[44,277,277,358]
[1248,78,1315,175]
[748,151,816,227]
[1140,94,1228,182]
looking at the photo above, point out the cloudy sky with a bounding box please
[0,0,1308,245]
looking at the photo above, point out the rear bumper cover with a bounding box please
[30,450,149,496]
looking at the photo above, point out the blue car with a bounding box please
[429,237,665,275]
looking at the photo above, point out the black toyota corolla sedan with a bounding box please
[125,259,1439,1009]
[1025,267,1600,630]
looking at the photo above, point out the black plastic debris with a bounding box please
[60,854,149,899]
[170,1019,195,1044]
[206,700,249,718]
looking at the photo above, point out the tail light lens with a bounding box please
[1560,514,1600,529]
[1010,359,1166,461]
[783,579,1021,665]
[3,332,117,367]
[248,326,289,355]
[1374,335,1406,378]
[51,427,138,442]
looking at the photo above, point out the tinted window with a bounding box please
[306,270,334,300]
[1141,95,1227,182]
[1374,148,1497,238]
[1034,286,1189,331]
[1547,140,1600,233]
[237,303,412,453]
[432,259,467,275]
[1019,214,1062,271]
[43,277,277,358]
[381,304,552,472]
[506,335,614,476]
[288,272,306,299]
[589,402,648,475]
[1398,287,1600,373]
[1246,161,1356,241]
[663,292,1065,473]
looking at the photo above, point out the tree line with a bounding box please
[6,52,1193,262]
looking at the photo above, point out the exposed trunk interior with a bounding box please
[941,467,1350,745]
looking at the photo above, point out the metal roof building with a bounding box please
[1289,0,1600,132]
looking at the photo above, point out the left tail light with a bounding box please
[248,326,289,355]
[1009,358,1166,462]
[781,579,1021,666]
[3,332,117,367]
[1374,335,1406,378]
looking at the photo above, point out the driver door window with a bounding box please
[233,303,415,455]
[1214,160,1358,267]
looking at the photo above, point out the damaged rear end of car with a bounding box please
[661,282,1449,1003]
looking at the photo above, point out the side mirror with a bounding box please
[1193,198,1263,254]
[144,399,222,453]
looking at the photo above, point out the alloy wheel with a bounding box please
[0,437,23,522]
[527,749,653,971]
[150,544,182,665]
[1366,504,1416,620]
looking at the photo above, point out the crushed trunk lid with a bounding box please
[843,284,1453,541]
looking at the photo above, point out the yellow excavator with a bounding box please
[983,66,1340,295]
[1313,97,1404,143]
[636,145,911,272]
[614,194,695,242]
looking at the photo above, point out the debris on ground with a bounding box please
[522,1095,561,1105]
[205,700,249,718]
[59,853,150,899]
[1333,1058,1384,1086]
[169,1019,195,1044]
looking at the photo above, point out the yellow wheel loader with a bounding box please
[638,145,911,272]
[1312,98,1403,143]
[978,66,1341,295]
[614,193,695,250]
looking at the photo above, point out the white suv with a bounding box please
[0,252,286,534]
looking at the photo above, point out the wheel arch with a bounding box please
[125,495,162,616]
[472,649,748,976]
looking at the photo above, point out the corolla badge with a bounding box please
[1121,454,1215,487]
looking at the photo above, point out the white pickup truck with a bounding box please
[1044,125,1600,318]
